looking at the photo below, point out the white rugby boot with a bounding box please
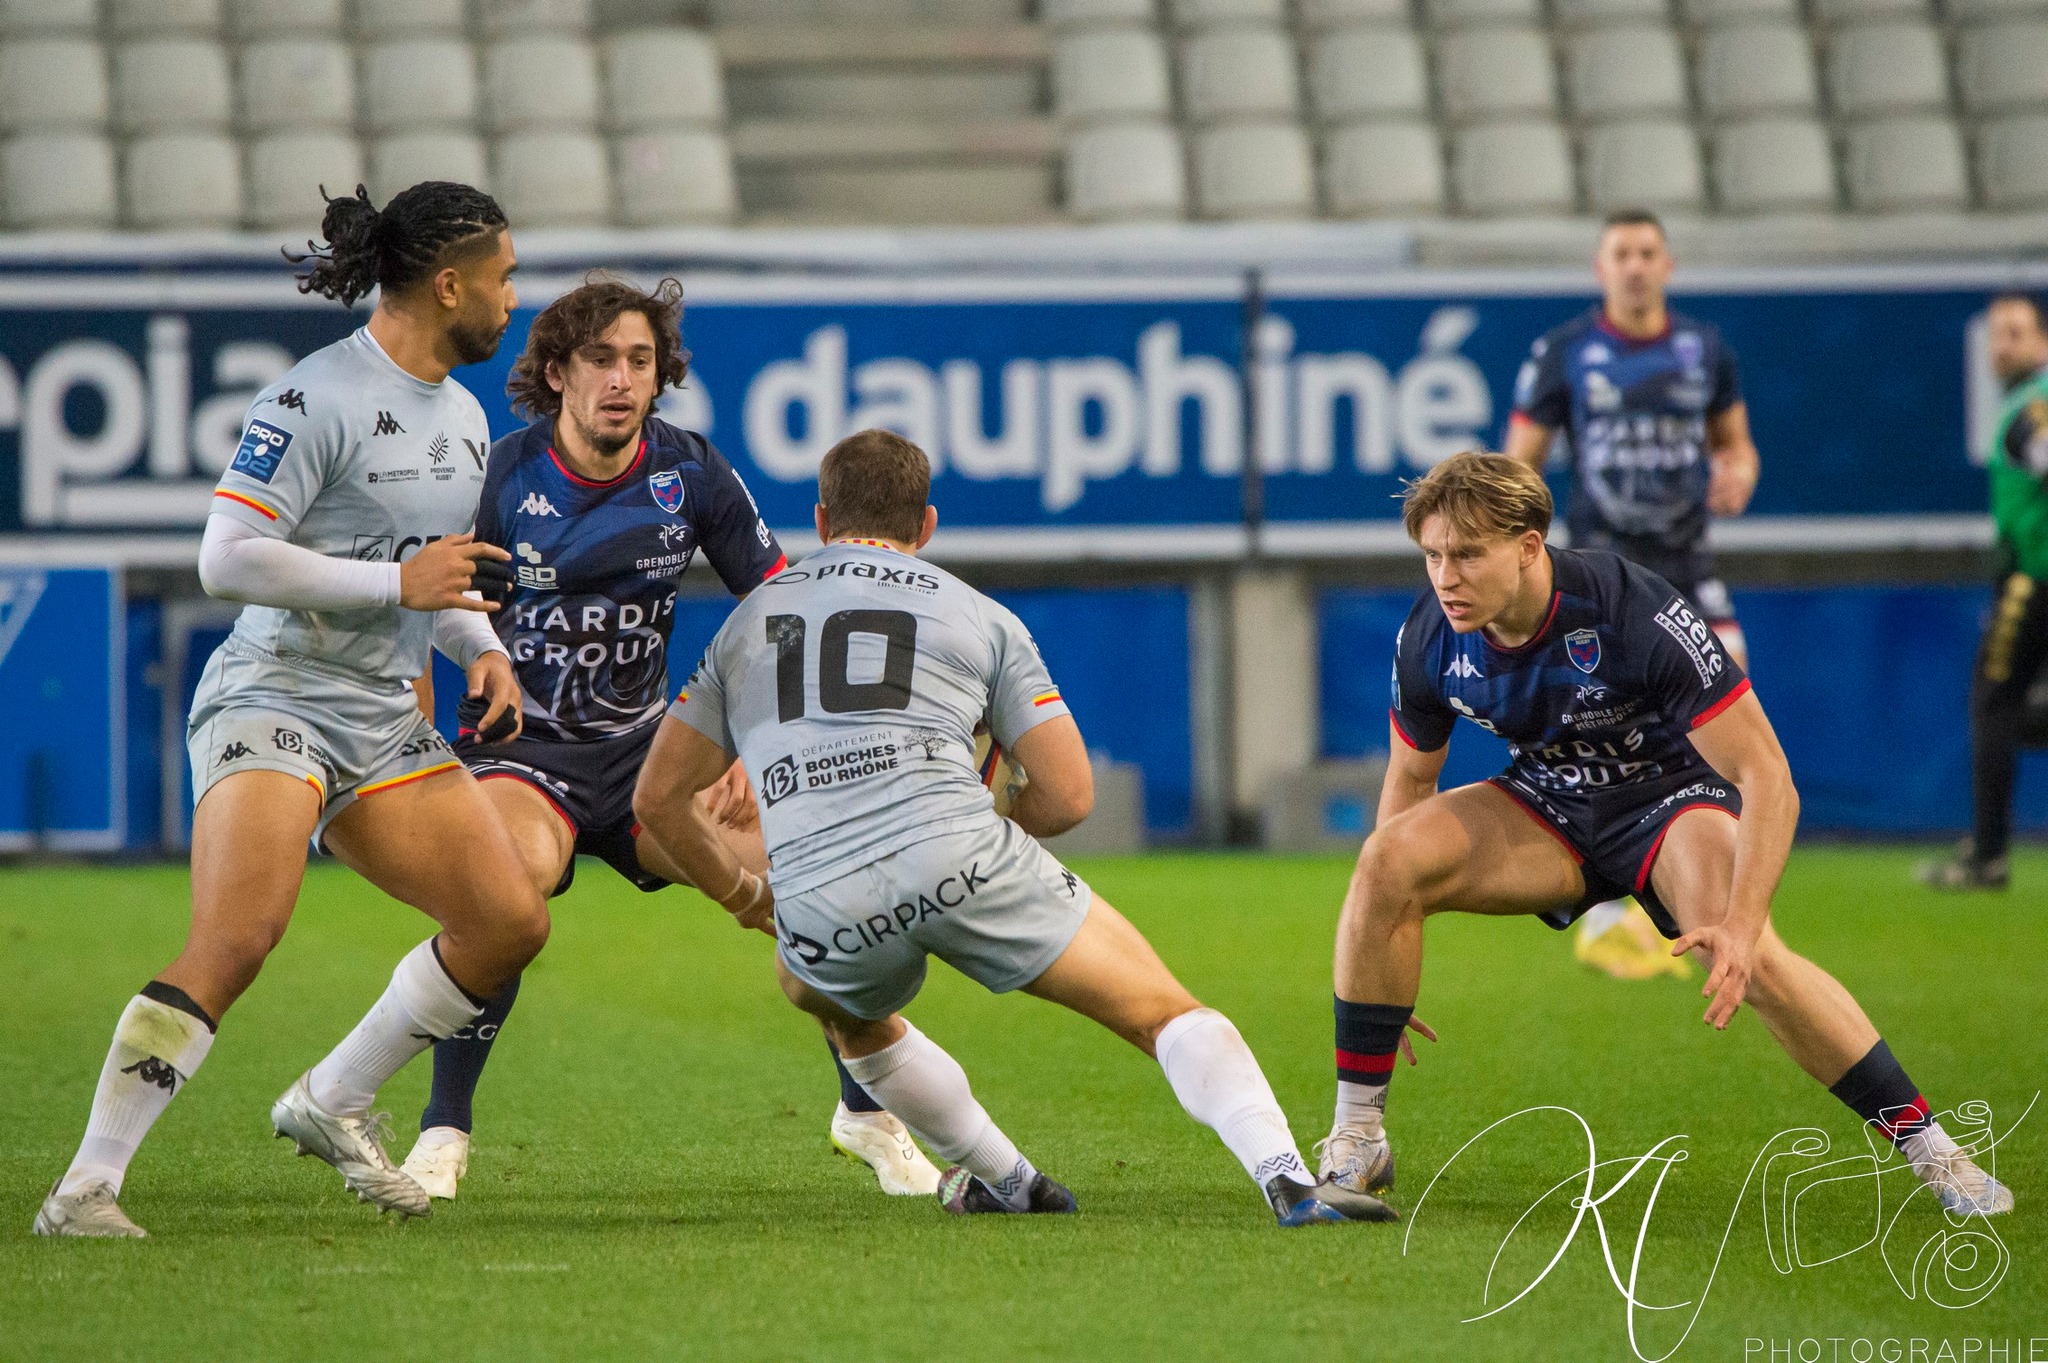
[1901,1125,2015,1217]
[400,1127,470,1202]
[1316,1115,1395,1196]
[32,1180,147,1238]
[270,1073,429,1218]
[829,1102,943,1196]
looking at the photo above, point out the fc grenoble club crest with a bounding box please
[649,469,685,515]
[1565,628,1601,673]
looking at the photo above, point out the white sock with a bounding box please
[1334,1080,1387,1136]
[1578,899,1630,940]
[840,1022,1036,1210]
[308,940,482,1116]
[1156,1008,1312,1190]
[57,992,215,1197]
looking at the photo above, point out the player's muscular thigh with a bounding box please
[1646,806,1738,940]
[479,778,575,899]
[1351,784,1582,919]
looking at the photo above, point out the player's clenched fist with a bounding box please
[398,533,514,613]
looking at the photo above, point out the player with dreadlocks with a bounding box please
[36,182,539,1236]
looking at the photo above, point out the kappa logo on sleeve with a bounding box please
[229,419,294,484]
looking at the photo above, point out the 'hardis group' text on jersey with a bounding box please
[1512,309,1743,586]
[1391,547,1751,795]
[670,540,1071,895]
[209,327,492,683]
[464,417,786,742]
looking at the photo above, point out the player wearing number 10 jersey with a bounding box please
[635,429,1395,1226]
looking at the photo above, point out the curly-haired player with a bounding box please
[397,276,942,1201]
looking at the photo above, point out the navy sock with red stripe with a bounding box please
[1335,997,1412,1127]
[1828,1039,1932,1146]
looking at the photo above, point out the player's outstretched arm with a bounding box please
[1677,689,1800,1027]
[1004,715,1093,838]
[632,718,772,933]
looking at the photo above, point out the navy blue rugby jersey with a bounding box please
[459,417,786,741]
[1390,548,1751,794]
[1512,308,1743,585]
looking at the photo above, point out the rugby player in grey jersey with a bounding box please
[36,184,541,1237]
[633,430,1395,1226]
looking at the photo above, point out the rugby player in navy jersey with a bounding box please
[398,277,940,1200]
[1504,208,1762,979]
[1314,453,2011,1219]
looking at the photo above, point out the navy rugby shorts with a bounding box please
[458,720,668,897]
[1487,764,1742,939]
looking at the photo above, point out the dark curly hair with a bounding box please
[285,182,508,308]
[506,274,690,421]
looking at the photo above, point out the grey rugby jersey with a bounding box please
[669,540,1071,895]
[208,327,492,682]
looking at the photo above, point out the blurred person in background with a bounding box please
[1920,292,2048,891]
[1505,208,1760,981]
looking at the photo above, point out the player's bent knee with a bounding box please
[1351,822,1442,919]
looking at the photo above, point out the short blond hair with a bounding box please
[1401,451,1553,542]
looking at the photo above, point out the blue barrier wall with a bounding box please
[1320,581,2046,834]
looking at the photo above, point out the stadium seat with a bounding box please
[1696,22,1818,118]
[0,0,97,32]
[353,0,465,37]
[603,29,722,130]
[112,39,233,132]
[1192,119,1314,216]
[1825,22,1951,116]
[476,0,591,36]
[1322,118,1445,214]
[1679,0,1800,23]
[1566,25,1687,119]
[1436,27,1557,120]
[122,131,243,228]
[1308,25,1429,120]
[369,131,488,198]
[1842,114,1969,209]
[238,39,353,130]
[1299,0,1411,24]
[244,129,363,227]
[1811,0,1930,19]
[1553,0,1671,26]
[492,130,610,226]
[1425,0,1543,28]
[1978,112,2048,207]
[1042,0,1157,24]
[0,130,115,226]
[1064,119,1187,219]
[1947,0,2048,18]
[226,0,341,35]
[1167,0,1285,23]
[481,36,601,133]
[360,40,479,134]
[1452,119,1576,213]
[108,0,220,34]
[1054,27,1173,121]
[1582,119,1703,209]
[1179,25,1299,121]
[0,38,107,130]
[1712,114,1836,210]
[1957,23,2048,115]
[614,129,736,224]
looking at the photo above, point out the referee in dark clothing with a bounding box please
[1922,292,2048,889]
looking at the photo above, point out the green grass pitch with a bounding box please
[2,849,2042,1362]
